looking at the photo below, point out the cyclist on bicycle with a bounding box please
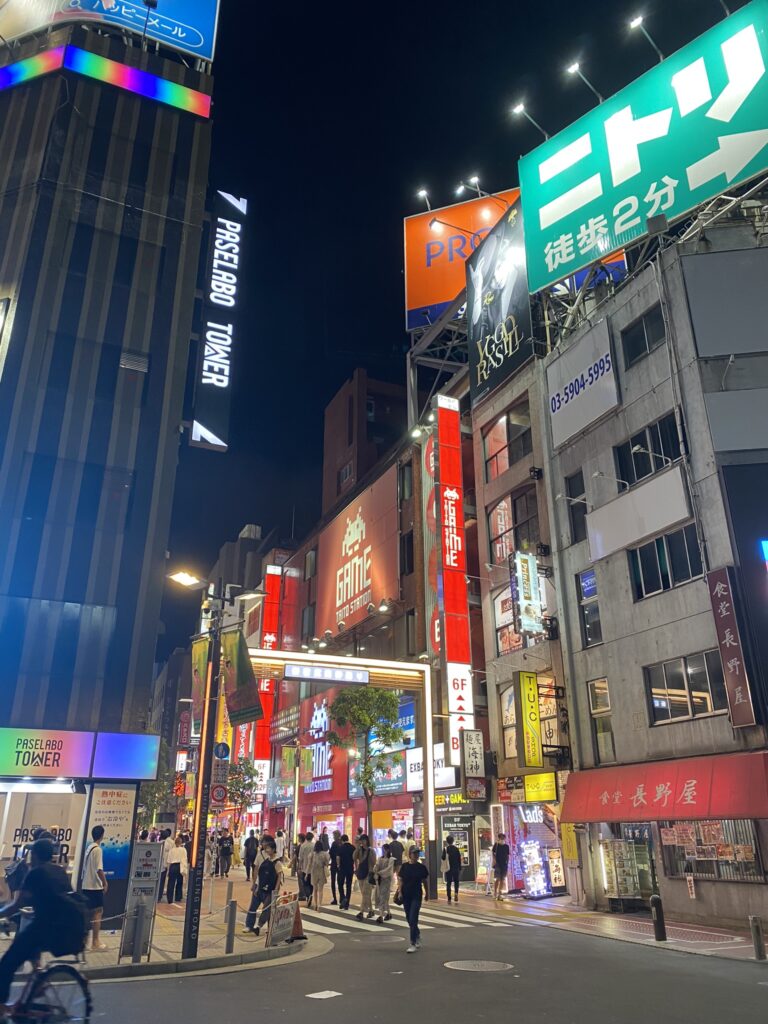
[0,839,86,1015]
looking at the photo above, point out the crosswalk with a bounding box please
[295,900,513,938]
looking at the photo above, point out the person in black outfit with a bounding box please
[336,834,355,910]
[0,840,86,1007]
[397,846,429,952]
[218,828,234,877]
[443,835,462,903]
[492,832,510,901]
[328,830,342,905]
[243,830,258,881]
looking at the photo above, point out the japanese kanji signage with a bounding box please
[519,2,768,292]
[560,750,768,822]
[460,729,484,779]
[434,395,475,766]
[707,566,756,727]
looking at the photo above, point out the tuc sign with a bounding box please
[519,2,768,292]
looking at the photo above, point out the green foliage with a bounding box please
[328,689,403,818]
[227,758,263,831]
[137,739,174,828]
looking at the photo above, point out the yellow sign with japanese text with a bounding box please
[561,822,579,863]
[520,672,543,768]
[524,772,556,802]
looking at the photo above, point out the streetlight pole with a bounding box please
[181,591,222,960]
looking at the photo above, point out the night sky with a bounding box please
[159,0,743,656]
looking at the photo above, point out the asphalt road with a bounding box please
[91,912,768,1023]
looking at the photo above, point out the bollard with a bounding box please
[132,903,146,964]
[225,880,234,918]
[750,915,766,961]
[225,899,237,954]
[650,893,667,942]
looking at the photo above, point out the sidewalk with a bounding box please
[451,885,764,962]
[0,870,320,979]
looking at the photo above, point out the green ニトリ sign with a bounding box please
[519,0,768,293]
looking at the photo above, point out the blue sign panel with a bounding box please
[579,568,598,601]
[59,0,221,61]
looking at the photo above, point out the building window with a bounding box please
[493,586,521,656]
[301,603,315,641]
[614,411,684,490]
[565,469,588,543]
[488,486,539,565]
[628,523,703,600]
[588,679,616,765]
[577,569,602,647]
[621,303,665,368]
[347,395,354,446]
[483,401,533,481]
[399,460,413,500]
[400,531,415,576]
[366,397,376,422]
[304,548,317,581]
[645,649,728,724]
[337,461,353,494]
[660,819,764,882]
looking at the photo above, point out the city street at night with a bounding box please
[95,904,768,1023]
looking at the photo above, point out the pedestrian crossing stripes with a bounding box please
[297,901,512,939]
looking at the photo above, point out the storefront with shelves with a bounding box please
[561,751,768,925]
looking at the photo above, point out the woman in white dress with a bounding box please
[308,840,330,911]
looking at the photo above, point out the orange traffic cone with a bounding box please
[290,898,307,942]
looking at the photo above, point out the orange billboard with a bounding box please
[316,465,399,637]
[404,189,520,331]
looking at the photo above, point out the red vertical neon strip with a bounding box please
[436,397,472,663]
[254,566,282,759]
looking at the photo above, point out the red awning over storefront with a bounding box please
[560,751,768,823]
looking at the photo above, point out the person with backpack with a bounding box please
[442,835,462,903]
[388,829,405,875]
[241,839,283,936]
[353,834,376,920]
[243,830,259,881]
[0,839,88,1008]
[81,825,108,951]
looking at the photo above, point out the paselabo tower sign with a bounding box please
[520,1,768,292]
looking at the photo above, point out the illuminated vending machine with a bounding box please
[519,839,551,899]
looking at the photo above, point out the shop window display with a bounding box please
[659,819,764,882]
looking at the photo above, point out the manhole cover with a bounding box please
[444,960,514,972]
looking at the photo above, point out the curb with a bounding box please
[82,937,309,980]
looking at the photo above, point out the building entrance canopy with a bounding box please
[560,751,768,823]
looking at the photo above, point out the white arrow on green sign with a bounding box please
[519,0,768,294]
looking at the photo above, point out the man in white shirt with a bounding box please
[157,829,174,902]
[298,832,315,904]
[275,829,286,861]
[81,825,108,951]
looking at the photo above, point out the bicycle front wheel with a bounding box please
[23,964,91,1023]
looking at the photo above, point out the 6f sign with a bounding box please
[519,2,768,292]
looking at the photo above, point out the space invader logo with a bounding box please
[520,2,768,292]
[336,508,373,622]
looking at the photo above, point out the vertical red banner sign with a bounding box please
[706,567,756,728]
[435,394,475,765]
[254,565,283,759]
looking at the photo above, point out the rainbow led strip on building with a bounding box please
[0,44,211,118]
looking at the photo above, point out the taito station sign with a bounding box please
[520,1,768,292]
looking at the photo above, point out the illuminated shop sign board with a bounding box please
[0,0,221,62]
[0,728,159,780]
[0,46,211,117]
[434,395,475,766]
[191,191,247,451]
[519,1,768,292]
[284,664,370,685]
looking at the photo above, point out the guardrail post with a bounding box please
[225,899,237,953]
[132,904,146,964]
[750,915,766,960]
[650,893,667,942]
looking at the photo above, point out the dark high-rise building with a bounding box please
[0,25,213,731]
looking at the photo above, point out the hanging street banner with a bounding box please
[466,195,533,406]
[191,191,248,452]
[519,1,768,293]
[190,638,210,738]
